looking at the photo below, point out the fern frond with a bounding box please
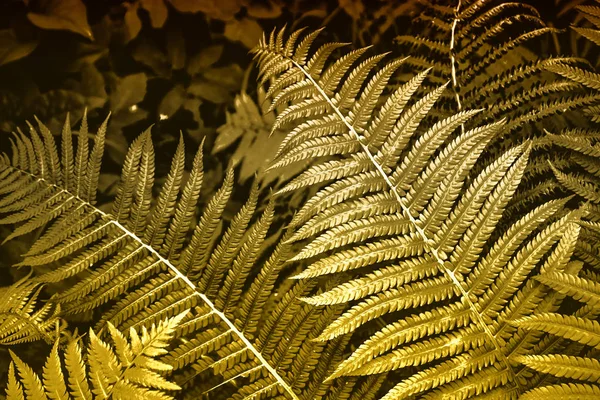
[514,252,600,398]
[576,3,600,46]
[6,311,187,400]
[536,271,600,308]
[515,354,600,382]
[0,274,63,345]
[0,111,353,398]
[396,0,599,214]
[254,25,582,398]
[545,63,600,91]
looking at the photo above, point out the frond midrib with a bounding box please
[279,45,522,392]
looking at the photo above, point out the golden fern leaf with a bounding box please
[397,0,599,132]
[0,112,356,399]
[6,310,187,400]
[536,270,600,308]
[513,313,600,397]
[545,129,600,270]
[511,260,600,398]
[254,25,585,398]
[0,272,63,345]
[397,0,600,222]
[515,354,600,382]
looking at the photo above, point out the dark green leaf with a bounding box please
[159,85,186,118]
[187,45,223,76]
[27,0,93,40]
[109,73,147,113]
[0,29,38,67]
[140,0,168,28]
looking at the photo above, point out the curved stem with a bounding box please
[288,43,520,391]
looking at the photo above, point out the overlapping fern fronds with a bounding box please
[2,2,600,398]
[546,0,600,123]
[545,128,600,271]
[0,111,360,399]
[0,272,63,345]
[396,0,596,131]
[396,0,600,219]
[254,25,585,399]
[514,264,600,399]
[543,3,600,273]
[7,310,187,400]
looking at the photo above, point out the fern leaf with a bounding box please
[545,63,600,91]
[64,340,92,400]
[163,138,204,260]
[515,354,600,382]
[0,277,61,345]
[145,134,185,248]
[551,164,600,203]
[520,383,600,399]
[254,26,583,398]
[9,350,48,400]
[42,343,69,400]
[6,363,25,400]
[8,312,186,400]
[61,114,74,192]
[536,271,600,309]
[513,313,600,349]
[0,113,316,399]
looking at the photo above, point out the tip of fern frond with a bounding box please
[289,252,309,262]
[542,128,557,136]
[546,160,559,174]
[315,330,337,343]
[283,235,299,244]
[298,296,316,304]
[272,186,292,196]
[520,140,533,154]
[266,104,277,115]
[323,372,342,383]
[12,261,28,268]
[289,272,307,280]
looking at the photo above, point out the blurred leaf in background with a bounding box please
[27,0,93,39]
[213,89,305,186]
[105,72,148,164]
[0,28,37,66]
[133,29,243,145]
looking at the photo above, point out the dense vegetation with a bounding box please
[1,0,600,399]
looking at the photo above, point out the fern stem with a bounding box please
[200,364,265,396]
[290,57,522,393]
[450,0,463,112]
[104,222,299,399]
